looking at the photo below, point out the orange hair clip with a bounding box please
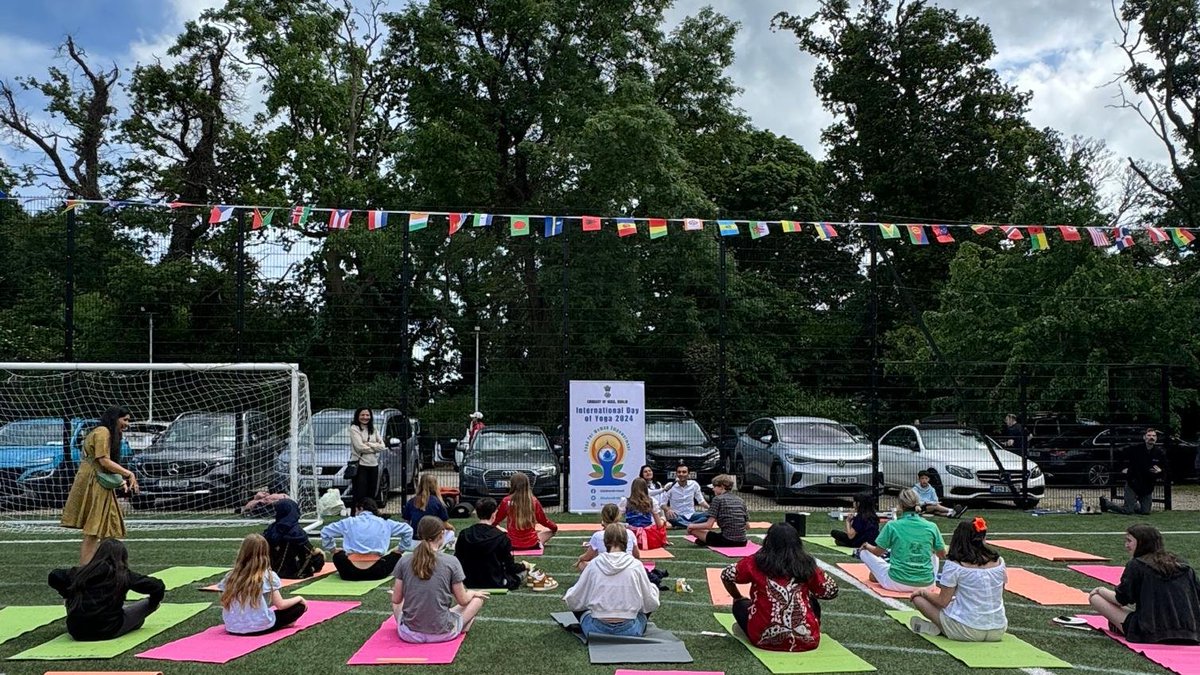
[972,517,988,532]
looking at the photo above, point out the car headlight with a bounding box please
[22,467,55,480]
[944,465,974,479]
[1029,465,1043,479]
[462,466,484,478]
[30,456,55,466]
[785,454,810,464]
[534,465,558,477]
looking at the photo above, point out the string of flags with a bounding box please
[2,195,1196,251]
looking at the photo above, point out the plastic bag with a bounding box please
[317,488,344,517]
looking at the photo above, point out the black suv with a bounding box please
[644,409,723,485]
[457,425,560,506]
[1026,420,1197,487]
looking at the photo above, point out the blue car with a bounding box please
[0,418,131,507]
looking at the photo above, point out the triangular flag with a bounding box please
[368,210,388,231]
[717,220,739,237]
[648,218,668,239]
[581,215,601,231]
[328,209,351,230]
[906,224,929,245]
[1027,226,1049,251]
[291,205,312,226]
[474,213,492,227]
[931,225,954,244]
[544,216,563,237]
[409,212,429,231]
[447,212,464,235]
[1169,228,1195,248]
[683,218,704,232]
[1146,227,1169,243]
[1059,225,1081,242]
[1000,226,1024,240]
[617,218,637,237]
[510,215,530,236]
[970,224,994,234]
[780,220,802,233]
[209,205,234,224]
[750,221,770,239]
[1086,227,1111,247]
[879,223,901,239]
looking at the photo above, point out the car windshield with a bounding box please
[646,420,708,444]
[161,416,236,444]
[0,421,61,446]
[919,428,1000,451]
[311,418,353,445]
[777,422,856,444]
[473,432,549,453]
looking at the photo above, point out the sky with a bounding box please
[0,0,1168,192]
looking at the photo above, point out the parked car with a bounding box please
[1026,424,1197,487]
[841,423,870,443]
[1,417,129,507]
[280,408,421,504]
[877,424,1044,507]
[457,424,559,506]
[644,409,724,484]
[129,411,284,509]
[124,421,170,452]
[733,416,875,500]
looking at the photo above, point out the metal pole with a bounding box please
[1161,365,1172,511]
[1018,365,1028,500]
[65,207,76,361]
[148,312,154,422]
[718,235,728,462]
[235,210,246,359]
[561,225,570,512]
[398,220,411,503]
[868,224,880,497]
[474,326,481,412]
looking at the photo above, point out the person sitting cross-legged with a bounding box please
[908,518,1008,641]
[454,498,530,591]
[686,474,748,547]
[564,523,661,638]
[857,488,946,592]
[320,497,414,581]
[393,516,489,643]
[659,464,709,528]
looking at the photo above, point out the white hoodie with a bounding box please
[564,551,661,621]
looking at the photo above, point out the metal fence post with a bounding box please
[65,207,76,361]
[235,209,246,359]
[868,225,880,497]
[718,235,728,458]
[561,219,570,511]
[1161,365,1172,511]
[1019,365,1029,500]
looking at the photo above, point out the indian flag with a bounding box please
[409,212,429,231]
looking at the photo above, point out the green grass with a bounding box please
[0,510,1196,674]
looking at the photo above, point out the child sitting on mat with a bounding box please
[686,474,748,547]
[393,516,489,643]
[857,488,946,592]
[721,522,839,651]
[219,534,307,635]
[576,504,640,571]
[402,473,456,547]
[320,497,414,581]
[494,472,558,551]
[455,497,531,590]
[564,523,661,638]
[908,518,1007,641]
[831,492,880,548]
[263,498,326,579]
[1089,523,1200,644]
[914,471,967,518]
[49,538,165,641]
[620,478,668,549]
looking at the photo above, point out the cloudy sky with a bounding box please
[0,0,1167,187]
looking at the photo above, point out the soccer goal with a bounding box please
[0,363,316,529]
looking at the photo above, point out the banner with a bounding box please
[568,380,645,513]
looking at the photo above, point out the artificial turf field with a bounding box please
[1,510,1196,675]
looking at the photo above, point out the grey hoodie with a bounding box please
[563,551,661,620]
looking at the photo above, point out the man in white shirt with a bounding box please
[660,465,709,528]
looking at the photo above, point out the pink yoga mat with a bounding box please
[1079,614,1200,675]
[512,547,544,557]
[347,616,465,665]
[1070,564,1125,586]
[135,600,359,664]
[616,671,725,675]
[643,562,655,571]
[683,535,760,557]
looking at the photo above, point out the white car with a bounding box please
[878,424,1044,507]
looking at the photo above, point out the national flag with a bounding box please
[510,215,530,236]
[970,224,994,235]
[368,210,389,231]
[1027,226,1049,251]
[1113,226,1134,251]
[447,212,464,235]
[1086,227,1110,247]
[683,218,704,232]
[906,224,928,245]
[252,208,275,230]
[780,220,802,233]
[474,213,492,227]
[617,218,637,237]
[814,222,838,240]
[1000,226,1024,240]
[931,225,954,244]
[717,220,739,237]
[291,205,312,226]
[62,199,81,213]
[581,215,602,232]
[544,216,563,237]
[1146,227,1169,243]
[1059,225,1081,242]
[750,221,770,239]
[209,205,234,224]
[1169,228,1195,248]
[648,218,668,239]
[409,212,429,231]
[879,223,901,239]
[328,209,351,230]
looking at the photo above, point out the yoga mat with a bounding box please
[748,521,772,529]
[704,567,748,606]
[128,566,227,599]
[0,605,66,646]
[45,672,163,675]
[989,539,1108,561]
[713,613,875,673]
[8,603,210,661]
[347,615,465,665]
[588,626,693,664]
[616,671,724,675]
[464,587,509,594]
[802,536,854,552]
[683,535,761,557]
[513,547,545,557]
[136,600,358,664]
[835,563,934,599]
[1005,568,1090,605]
[639,548,674,559]
[294,574,389,596]
[548,523,601,532]
[885,610,1070,668]
[203,562,338,592]
[1069,564,1125,586]
[643,562,655,571]
[1079,614,1200,675]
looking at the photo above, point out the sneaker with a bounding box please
[951,504,968,519]
[525,569,544,587]
[529,574,559,592]
[909,617,942,636]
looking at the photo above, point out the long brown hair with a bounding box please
[413,473,441,510]
[222,534,272,610]
[411,515,445,581]
[626,477,653,513]
[1127,523,1186,576]
[507,472,535,529]
[947,519,1000,565]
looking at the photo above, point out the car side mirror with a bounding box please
[909,440,920,451]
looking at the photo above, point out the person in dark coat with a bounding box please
[48,538,164,641]
[1101,429,1166,515]
[453,498,528,590]
[263,498,326,579]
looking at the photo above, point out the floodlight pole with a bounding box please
[474,326,481,412]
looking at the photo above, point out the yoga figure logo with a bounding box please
[587,432,628,486]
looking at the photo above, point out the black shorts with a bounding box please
[703,532,747,548]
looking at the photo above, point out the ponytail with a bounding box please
[411,516,444,581]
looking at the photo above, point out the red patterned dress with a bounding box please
[721,555,839,651]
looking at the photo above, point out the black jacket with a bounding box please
[454,522,524,590]
[48,566,165,641]
[1122,443,1166,495]
[1117,557,1200,644]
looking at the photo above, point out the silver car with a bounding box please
[734,416,874,500]
[284,408,421,502]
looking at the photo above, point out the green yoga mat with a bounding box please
[128,566,227,599]
[885,610,1071,669]
[0,606,66,646]
[8,602,210,661]
[466,587,509,595]
[802,536,854,553]
[294,575,390,596]
[714,613,875,673]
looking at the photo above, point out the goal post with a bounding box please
[0,362,316,528]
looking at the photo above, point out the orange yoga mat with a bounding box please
[704,567,749,606]
[836,562,934,599]
[989,539,1108,562]
[1004,568,1090,605]
[202,562,337,592]
[638,547,675,559]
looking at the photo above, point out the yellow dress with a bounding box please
[60,427,126,539]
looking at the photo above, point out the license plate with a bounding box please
[494,480,509,490]
[156,479,190,489]
[828,476,857,484]
[989,485,1013,493]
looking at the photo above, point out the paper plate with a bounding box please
[1052,616,1088,626]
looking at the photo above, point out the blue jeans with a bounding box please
[580,612,648,638]
[668,512,709,528]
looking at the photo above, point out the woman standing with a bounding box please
[349,408,385,503]
[61,406,137,564]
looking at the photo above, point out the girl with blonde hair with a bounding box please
[392,516,489,643]
[576,503,640,571]
[218,534,307,635]
[857,488,946,592]
[402,473,455,545]
[620,478,668,549]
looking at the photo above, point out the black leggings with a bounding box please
[333,550,401,581]
[237,602,308,636]
[351,465,380,503]
[831,529,869,548]
[733,595,821,637]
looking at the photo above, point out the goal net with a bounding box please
[0,363,315,528]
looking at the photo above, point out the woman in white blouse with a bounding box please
[349,408,386,502]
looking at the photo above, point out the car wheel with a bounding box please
[130,495,154,510]
[410,453,423,490]
[377,471,391,502]
[926,468,945,501]
[1086,463,1111,487]
[770,464,787,502]
[734,458,753,493]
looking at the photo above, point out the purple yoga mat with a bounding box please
[347,616,465,665]
[1079,614,1200,675]
[135,600,359,664]
[682,535,761,558]
[1069,564,1124,585]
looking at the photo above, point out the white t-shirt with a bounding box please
[587,528,636,555]
[218,570,282,634]
[939,559,1008,630]
[660,481,706,518]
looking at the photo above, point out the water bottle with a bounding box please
[1074,494,1083,514]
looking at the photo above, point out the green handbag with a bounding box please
[90,456,125,490]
